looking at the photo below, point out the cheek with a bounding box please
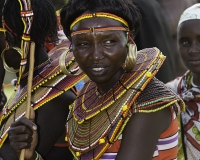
[178,47,188,59]
[107,42,127,59]
[73,50,88,71]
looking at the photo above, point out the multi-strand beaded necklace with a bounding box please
[65,47,180,160]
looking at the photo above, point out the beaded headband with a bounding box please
[71,26,129,37]
[70,12,129,30]
[1,0,34,90]
[70,12,129,37]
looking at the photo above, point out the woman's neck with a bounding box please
[96,68,124,95]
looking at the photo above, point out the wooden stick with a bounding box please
[19,42,35,160]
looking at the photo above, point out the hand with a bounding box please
[0,88,7,111]
[8,106,38,159]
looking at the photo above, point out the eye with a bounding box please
[76,42,89,48]
[179,39,190,46]
[102,40,116,46]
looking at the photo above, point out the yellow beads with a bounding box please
[76,152,81,157]
[78,120,84,124]
[159,54,165,60]
[99,138,105,144]
[69,105,73,110]
[65,136,68,142]
[70,12,129,30]
[122,105,128,111]
[139,100,177,113]
[146,72,152,78]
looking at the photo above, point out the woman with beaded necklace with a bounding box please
[166,4,200,160]
[6,0,185,159]
[0,0,85,159]
[58,0,185,159]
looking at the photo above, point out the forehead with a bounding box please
[72,17,125,31]
[178,19,200,37]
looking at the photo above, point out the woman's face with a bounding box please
[178,20,200,75]
[72,16,127,88]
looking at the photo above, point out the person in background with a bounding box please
[166,4,200,159]
[156,0,197,76]
[0,0,85,159]
[132,0,176,83]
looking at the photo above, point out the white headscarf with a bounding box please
[178,3,200,26]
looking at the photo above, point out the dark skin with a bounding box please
[0,33,74,159]
[72,12,172,159]
[5,11,172,160]
[0,31,6,110]
[178,19,200,86]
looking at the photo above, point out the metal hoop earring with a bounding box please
[59,49,82,77]
[123,43,137,71]
[1,47,22,73]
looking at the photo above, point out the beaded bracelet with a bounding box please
[35,151,44,160]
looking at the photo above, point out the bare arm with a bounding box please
[116,106,172,160]
[35,90,75,156]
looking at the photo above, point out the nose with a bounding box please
[90,44,104,62]
[189,41,200,54]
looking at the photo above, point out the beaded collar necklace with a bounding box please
[66,48,166,159]
[21,58,51,80]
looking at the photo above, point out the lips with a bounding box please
[188,59,200,65]
[88,65,109,76]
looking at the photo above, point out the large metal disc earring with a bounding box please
[1,47,22,73]
[59,49,82,76]
[123,43,137,71]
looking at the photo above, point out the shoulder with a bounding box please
[135,78,176,111]
[117,104,172,159]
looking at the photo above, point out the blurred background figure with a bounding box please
[132,0,197,83]
[133,0,176,83]
[156,0,197,76]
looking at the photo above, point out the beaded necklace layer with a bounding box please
[65,47,180,160]
[0,40,86,147]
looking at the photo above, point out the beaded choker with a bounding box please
[66,48,168,159]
